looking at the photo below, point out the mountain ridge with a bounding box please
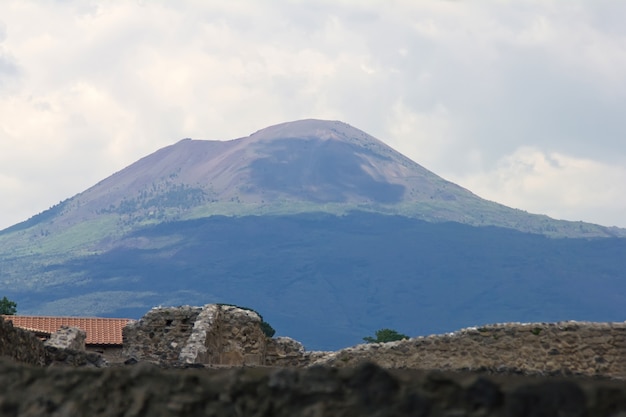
[2,119,623,239]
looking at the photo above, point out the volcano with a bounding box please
[6,119,620,238]
[1,119,625,350]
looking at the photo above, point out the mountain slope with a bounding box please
[6,212,626,350]
[1,119,625,350]
[2,119,621,241]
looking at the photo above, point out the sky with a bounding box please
[1,0,625,230]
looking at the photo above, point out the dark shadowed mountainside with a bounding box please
[5,212,626,350]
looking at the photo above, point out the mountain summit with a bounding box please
[72,119,474,216]
[7,119,621,238]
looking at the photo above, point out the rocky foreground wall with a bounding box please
[0,316,47,366]
[1,358,626,417]
[313,321,626,378]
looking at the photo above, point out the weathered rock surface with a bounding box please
[0,315,47,366]
[178,304,219,364]
[200,304,267,366]
[124,304,314,367]
[120,306,626,377]
[122,305,201,363]
[44,326,86,351]
[312,321,626,378]
[45,346,108,368]
[1,358,626,416]
[265,337,308,367]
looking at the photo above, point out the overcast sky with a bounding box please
[1,0,625,230]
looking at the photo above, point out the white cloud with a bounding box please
[454,147,626,227]
[0,0,625,229]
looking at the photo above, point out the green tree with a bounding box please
[363,328,409,343]
[0,296,17,315]
[260,321,276,338]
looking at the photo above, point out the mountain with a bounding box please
[1,119,625,350]
[3,119,621,239]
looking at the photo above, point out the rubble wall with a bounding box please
[0,316,47,366]
[126,304,271,366]
[122,306,201,364]
[213,305,267,366]
[313,321,626,378]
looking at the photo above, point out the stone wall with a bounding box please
[178,304,219,364]
[312,321,626,378]
[124,304,331,367]
[121,308,626,375]
[125,304,274,366]
[265,337,308,367]
[45,346,108,368]
[211,305,267,366]
[89,345,124,363]
[0,316,47,366]
[122,306,201,363]
[44,326,86,351]
[7,310,626,378]
[41,325,107,367]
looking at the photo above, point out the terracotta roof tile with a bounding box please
[1,315,133,345]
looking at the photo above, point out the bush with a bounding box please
[363,328,409,343]
[0,296,17,315]
[260,321,276,338]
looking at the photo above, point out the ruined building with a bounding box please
[123,304,310,367]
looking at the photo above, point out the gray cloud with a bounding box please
[0,0,625,229]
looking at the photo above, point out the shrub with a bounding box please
[0,296,17,315]
[363,328,409,343]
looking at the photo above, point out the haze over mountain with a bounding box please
[1,119,625,350]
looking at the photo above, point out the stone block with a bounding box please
[44,326,86,351]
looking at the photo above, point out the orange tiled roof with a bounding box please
[1,315,132,345]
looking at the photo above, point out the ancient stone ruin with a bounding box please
[5,313,626,416]
[4,305,626,379]
[122,305,626,377]
[0,315,47,366]
[44,326,86,351]
[313,321,626,378]
[0,317,107,367]
[122,304,309,367]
